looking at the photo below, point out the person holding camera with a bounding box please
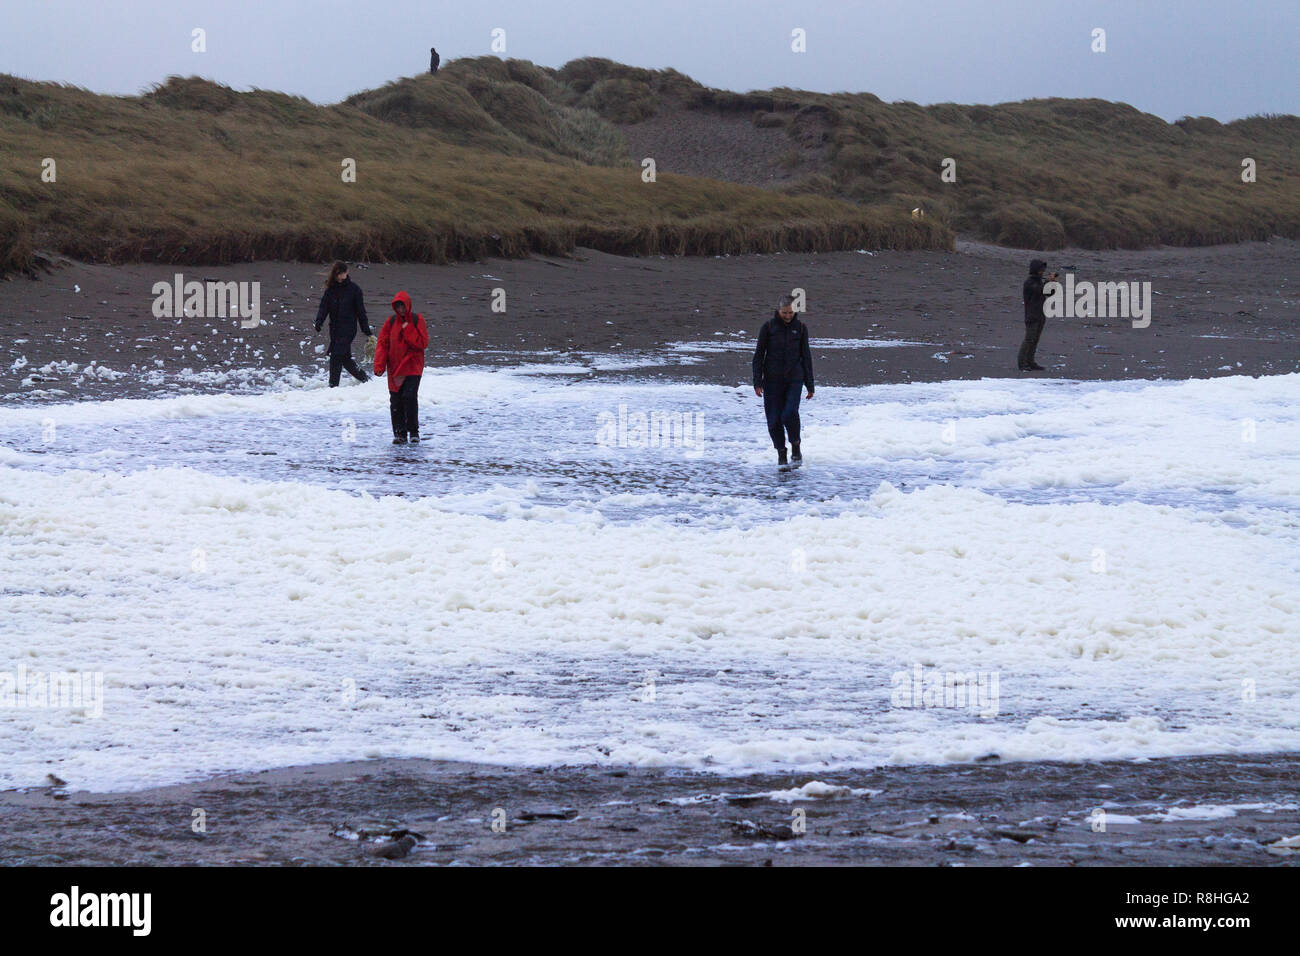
[314,261,374,387]
[1019,258,1055,371]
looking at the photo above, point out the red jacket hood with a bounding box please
[374,292,428,391]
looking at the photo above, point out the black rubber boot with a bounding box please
[409,434,420,444]
[778,446,789,470]
[791,442,802,466]
[392,434,407,445]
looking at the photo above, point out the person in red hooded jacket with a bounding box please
[373,291,429,444]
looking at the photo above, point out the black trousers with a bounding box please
[1018,318,1046,368]
[389,375,421,437]
[329,351,368,387]
[762,378,803,449]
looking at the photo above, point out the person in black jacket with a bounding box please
[430,48,440,74]
[753,294,815,470]
[314,261,374,387]
[1018,258,1055,371]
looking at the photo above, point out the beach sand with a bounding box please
[3,753,1298,866]
[3,239,1297,403]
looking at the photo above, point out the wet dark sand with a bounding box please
[2,239,1297,403]
[3,754,1297,866]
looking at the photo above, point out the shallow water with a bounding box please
[0,375,1283,525]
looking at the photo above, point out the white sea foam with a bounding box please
[2,371,1297,791]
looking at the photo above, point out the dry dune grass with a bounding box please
[2,55,1294,276]
[0,65,945,276]
[642,79,1299,250]
[551,57,1299,250]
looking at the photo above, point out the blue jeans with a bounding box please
[763,379,803,449]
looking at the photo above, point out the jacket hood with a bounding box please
[1029,259,1048,275]
[391,290,413,311]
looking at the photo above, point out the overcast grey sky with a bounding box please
[3,0,1296,121]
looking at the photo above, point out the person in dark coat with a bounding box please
[314,261,374,387]
[1018,259,1054,371]
[430,48,440,74]
[753,294,815,470]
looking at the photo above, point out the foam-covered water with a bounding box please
[2,369,1298,791]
